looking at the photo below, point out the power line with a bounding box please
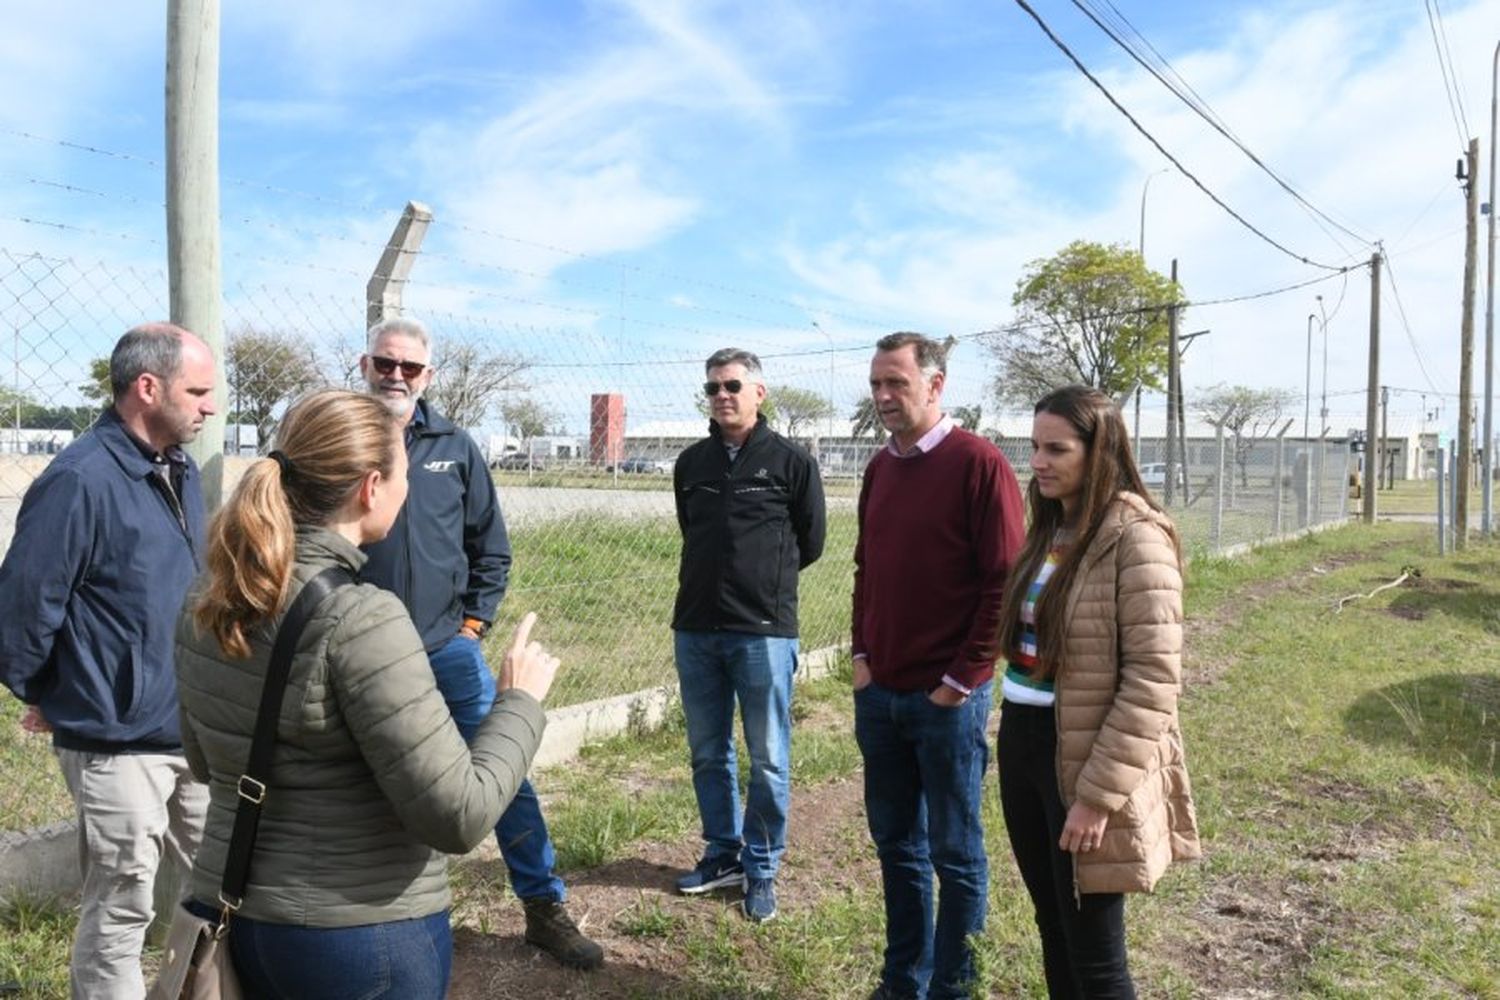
[1010,0,1349,272]
[1380,254,1441,394]
[1071,0,1375,250]
[1424,0,1471,148]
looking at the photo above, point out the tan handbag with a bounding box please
[148,905,241,1000]
[148,567,350,1000]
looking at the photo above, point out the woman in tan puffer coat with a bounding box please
[995,385,1200,999]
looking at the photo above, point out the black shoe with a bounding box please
[867,985,915,1000]
[523,899,604,971]
[675,855,745,895]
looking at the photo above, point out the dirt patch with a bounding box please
[1170,873,1341,998]
[449,775,874,999]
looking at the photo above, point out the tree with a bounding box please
[985,240,1178,407]
[227,327,323,450]
[849,397,887,442]
[83,357,112,405]
[425,338,529,430]
[951,404,982,432]
[1196,384,1296,492]
[500,396,557,446]
[768,386,833,440]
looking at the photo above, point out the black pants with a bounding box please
[997,701,1136,999]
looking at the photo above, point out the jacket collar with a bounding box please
[707,412,770,448]
[408,399,458,439]
[295,525,369,574]
[94,407,194,482]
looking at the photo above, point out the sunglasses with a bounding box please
[369,355,427,380]
[703,379,750,397]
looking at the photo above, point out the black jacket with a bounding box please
[361,401,511,651]
[672,416,826,637]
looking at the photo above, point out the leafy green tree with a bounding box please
[849,397,887,442]
[986,240,1179,406]
[83,357,113,404]
[767,386,833,440]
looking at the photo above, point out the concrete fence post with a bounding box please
[366,201,434,327]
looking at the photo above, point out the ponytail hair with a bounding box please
[193,389,399,657]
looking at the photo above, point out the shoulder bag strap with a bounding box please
[217,565,354,916]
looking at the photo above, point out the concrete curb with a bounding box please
[0,820,76,902]
[0,643,850,903]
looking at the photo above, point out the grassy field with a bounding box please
[7,520,1496,997]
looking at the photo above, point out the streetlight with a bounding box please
[1317,294,1329,434]
[811,319,836,454]
[1304,312,1315,445]
[1134,168,1169,446]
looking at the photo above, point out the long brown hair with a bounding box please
[996,385,1181,679]
[193,389,399,657]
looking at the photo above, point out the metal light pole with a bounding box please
[816,320,840,440]
[1304,313,1315,444]
[1484,39,1498,534]
[1134,168,1169,447]
[1317,295,1329,434]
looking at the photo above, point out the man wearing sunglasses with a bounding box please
[358,317,603,970]
[671,347,827,923]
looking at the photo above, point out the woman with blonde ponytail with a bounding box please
[174,389,559,999]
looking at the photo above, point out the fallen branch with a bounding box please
[1333,566,1417,612]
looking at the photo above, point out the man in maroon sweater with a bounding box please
[852,332,1025,1000]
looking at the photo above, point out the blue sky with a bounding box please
[1,0,1498,439]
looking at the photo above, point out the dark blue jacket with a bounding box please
[361,401,511,651]
[0,408,205,753]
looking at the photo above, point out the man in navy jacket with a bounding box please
[359,317,602,970]
[0,323,215,999]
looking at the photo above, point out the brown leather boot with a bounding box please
[522,898,604,970]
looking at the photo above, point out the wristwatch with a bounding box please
[462,617,490,638]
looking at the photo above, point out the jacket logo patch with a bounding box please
[755,467,769,478]
[423,460,457,472]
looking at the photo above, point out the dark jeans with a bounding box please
[854,680,992,1000]
[186,900,451,999]
[428,635,565,902]
[674,630,798,879]
[997,700,1135,999]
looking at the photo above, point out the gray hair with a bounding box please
[367,316,433,355]
[110,323,189,400]
[704,347,763,380]
[876,331,947,378]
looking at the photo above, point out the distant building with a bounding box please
[0,428,75,455]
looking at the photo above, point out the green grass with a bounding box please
[486,509,858,707]
[8,522,1499,998]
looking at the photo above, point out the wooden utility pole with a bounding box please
[1458,138,1480,549]
[1363,250,1381,524]
[1164,258,1180,506]
[166,0,224,508]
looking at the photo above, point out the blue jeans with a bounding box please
[673,630,798,880]
[853,680,992,1000]
[186,900,451,999]
[427,635,564,902]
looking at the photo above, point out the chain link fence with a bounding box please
[0,245,1370,836]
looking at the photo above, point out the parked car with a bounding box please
[611,456,673,474]
[1139,462,1186,490]
[491,451,544,471]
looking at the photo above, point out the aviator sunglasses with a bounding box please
[369,355,428,380]
[703,379,751,397]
